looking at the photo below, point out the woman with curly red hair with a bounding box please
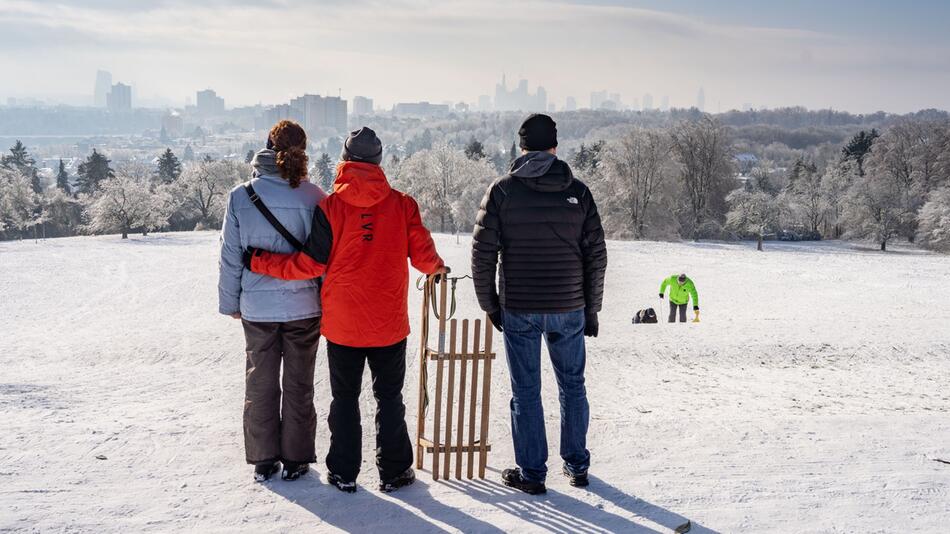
[218,120,328,483]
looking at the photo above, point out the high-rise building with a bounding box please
[289,94,347,134]
[161,111,184,138]
[352,96,373,116]
[107,82,132,111]
[642,93,654,111]
[590,90,607,109]
[94,70,112,107]
[565,96,577,111]
[196,89,225,115]
[696,87,706,112]
[591,90,621,110]
[494,75,547,112]
[660,95,669,111]
[259,104,304,130]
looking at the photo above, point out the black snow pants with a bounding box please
[325,338,413,482]
[242,317,321,465]
[668,302,688,323]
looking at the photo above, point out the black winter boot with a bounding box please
[253,461,280,482]
[327,472,357,493]
[379,468,415,493]
[281,461,310,481]
[502,468,546,495]
[562,465,589,487]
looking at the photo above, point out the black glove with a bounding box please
[584,312,599,337]
[488,310,503,332]
[693,306,699,311]
[432,265,452,284]
[659,293,664,299]
[242,247,259,270]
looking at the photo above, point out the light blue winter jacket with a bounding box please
[218,173,328,322]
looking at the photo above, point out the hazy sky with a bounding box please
[2,0,949,113]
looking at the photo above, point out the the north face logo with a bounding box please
[566,197,578,204]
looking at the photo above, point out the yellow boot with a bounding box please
[692,310,700,323]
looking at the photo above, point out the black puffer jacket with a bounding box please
[471,152,607,315]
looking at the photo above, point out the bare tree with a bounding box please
[175,159,248,228]
[393,143,495,233]
[821,159,857,238]
[599,127,672,239]
[669,116,735,239]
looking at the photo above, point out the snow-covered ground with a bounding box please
[1,231,948,533]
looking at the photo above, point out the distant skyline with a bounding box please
[2,0,949,114]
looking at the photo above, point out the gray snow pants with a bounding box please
[242,317,321,464]
[668,302,688,323]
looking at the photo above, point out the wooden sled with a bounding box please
[415,274,495,480]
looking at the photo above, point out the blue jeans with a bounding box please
[502,309,591,483]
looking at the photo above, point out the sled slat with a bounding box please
[468,319,481,479]
[442,319,457,480]
[432,332,444,480]
[455,320,469,479]
[415,276,430,469]
[479,314,493,478]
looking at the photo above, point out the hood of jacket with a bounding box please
[250,149,280,178]
[333,161,392,208]
[508,151,573,192]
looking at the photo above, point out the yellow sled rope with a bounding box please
[693,310,701,323]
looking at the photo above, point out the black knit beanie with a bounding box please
[341,126,383,165]
[518,114,558,151]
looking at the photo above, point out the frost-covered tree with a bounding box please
[842,166,906,251]
[393,143,495,233]
[56,159,71,194]
[156,148,182,184]
[85,164,170,239]
[786,157,824,238]
[464,137,486,160]
[916,187,950,253]
[75,149,114,195]
[821,159,857,238]
[314,153,334,191]
[572,141,605,176]
[907,120,949,194]
[40,187,83,238]
[861,123,925,241]
[2,140,41,193]
[669,116,735,239]
[596,127,671,239]
[0,166,39,237]
[183,144,195,162]
[841,129,878,176]
[725,184,787,251]
[174,159,247,228]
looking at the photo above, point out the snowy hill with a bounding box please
[1,232,948,533]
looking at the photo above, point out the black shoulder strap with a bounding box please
[244,183,305,251]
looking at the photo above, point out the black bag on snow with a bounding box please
[632,308,658,324]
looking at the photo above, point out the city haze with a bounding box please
[2,0,950,113]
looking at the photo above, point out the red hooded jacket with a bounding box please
[249,161,443,347]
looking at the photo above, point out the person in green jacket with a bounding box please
[659,273,699,323]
